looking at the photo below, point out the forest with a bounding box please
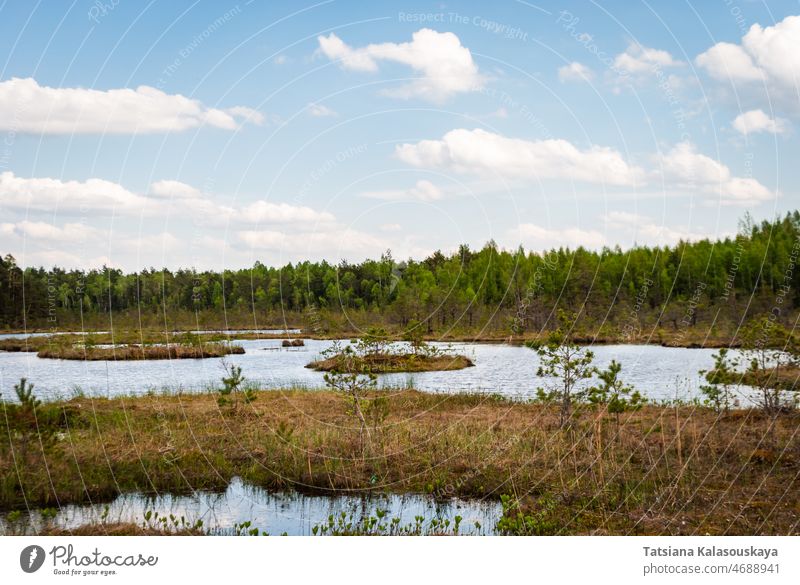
[1,212,799,340]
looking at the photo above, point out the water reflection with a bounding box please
[1,478,500,536]
[0,338,764,403]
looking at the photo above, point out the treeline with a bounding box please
[2,212,799,336]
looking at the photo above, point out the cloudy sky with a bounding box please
[0,0,798,270]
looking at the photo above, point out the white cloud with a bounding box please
[0,77,262,134]
[237,201,335,224]
[380,223,402,232]
[0,171,160,214]
[1,220,99,242]
[558,61,594,82]
[316,28,484,102]
[655,142,773,206]
[149,180,202,199]
[273,55,288,65]
[508,223,605,250]
[307,103,338,117]
[613,43,682,74]
[604,211,706,245]
[392,131,773,207]
[0,174,361,268]
[740,16,800,88]
[12,249,114,269]
[395,128,642,187]
[507,212,715,251]
[695,42,762,83]
[223,106,265,126]
[317,33,379,72]
[604,211,648,225]
[361,179,444,202]
[238,228,389,260]
[732,109,790,134]
[658,142,729,184]
[0,172,342,227]
[696,16,800,93]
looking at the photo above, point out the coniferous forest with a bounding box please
[2,212,798,340]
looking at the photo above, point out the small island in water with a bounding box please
[0,332,245,360]
[306,328,474,373]
[37,342,244,361]
[307,351,474,373]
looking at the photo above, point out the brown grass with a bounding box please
[741,367,800,391]
[0,331,290,353]
[40,522,200,536]
[307,352,474,372]
[35,343,244,361]
[0,322,768,353]
[1,389,798,534]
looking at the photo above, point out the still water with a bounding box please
[0,478,500,536]
[0,329,298,340]
[0,338,754,403]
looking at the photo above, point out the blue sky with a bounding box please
[0,0,798,270]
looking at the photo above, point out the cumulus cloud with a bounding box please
[732,109,790,134]
[558,61,594,82]
[380,223,402,232]
[0,172,341,226]
[316,28,484,102]
[604,211,707,245]
[696,15,800,98]
[509,213,715,251]
[0,220,99,242]
[742,16,800,86]
[361,179,444,202]
[11,249,114,269]
[508,223,606,250]
[392,130,773,207]
[613,43,683,74]
[149,180,202,199]
[0,171,160,214]
[696,42,762,82]
[395,128,643,187]
[655,142,773,205]
[0,77,263,134]
[237,201,335,224]
[307,103,338,117]
[238,228,389,260]
[223,106,265,126]
[0,173,366,267]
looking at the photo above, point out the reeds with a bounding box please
[1,388,797,534]
[36,343,244,361]
[307,353,474,373]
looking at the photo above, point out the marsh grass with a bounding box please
[308,353,474,373]
[1,387,798,534]
[740,366,800,392]
[36,342,244,361]
[21,507,479,536]
[311,509,477,535]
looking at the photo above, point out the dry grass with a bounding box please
[2,389,799,534]
[35,343,244,361]
[40,523,200,536]
[307,353,474,372]
[0,322,762,353]
[741,367,800,391]
[0,331,287,354]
